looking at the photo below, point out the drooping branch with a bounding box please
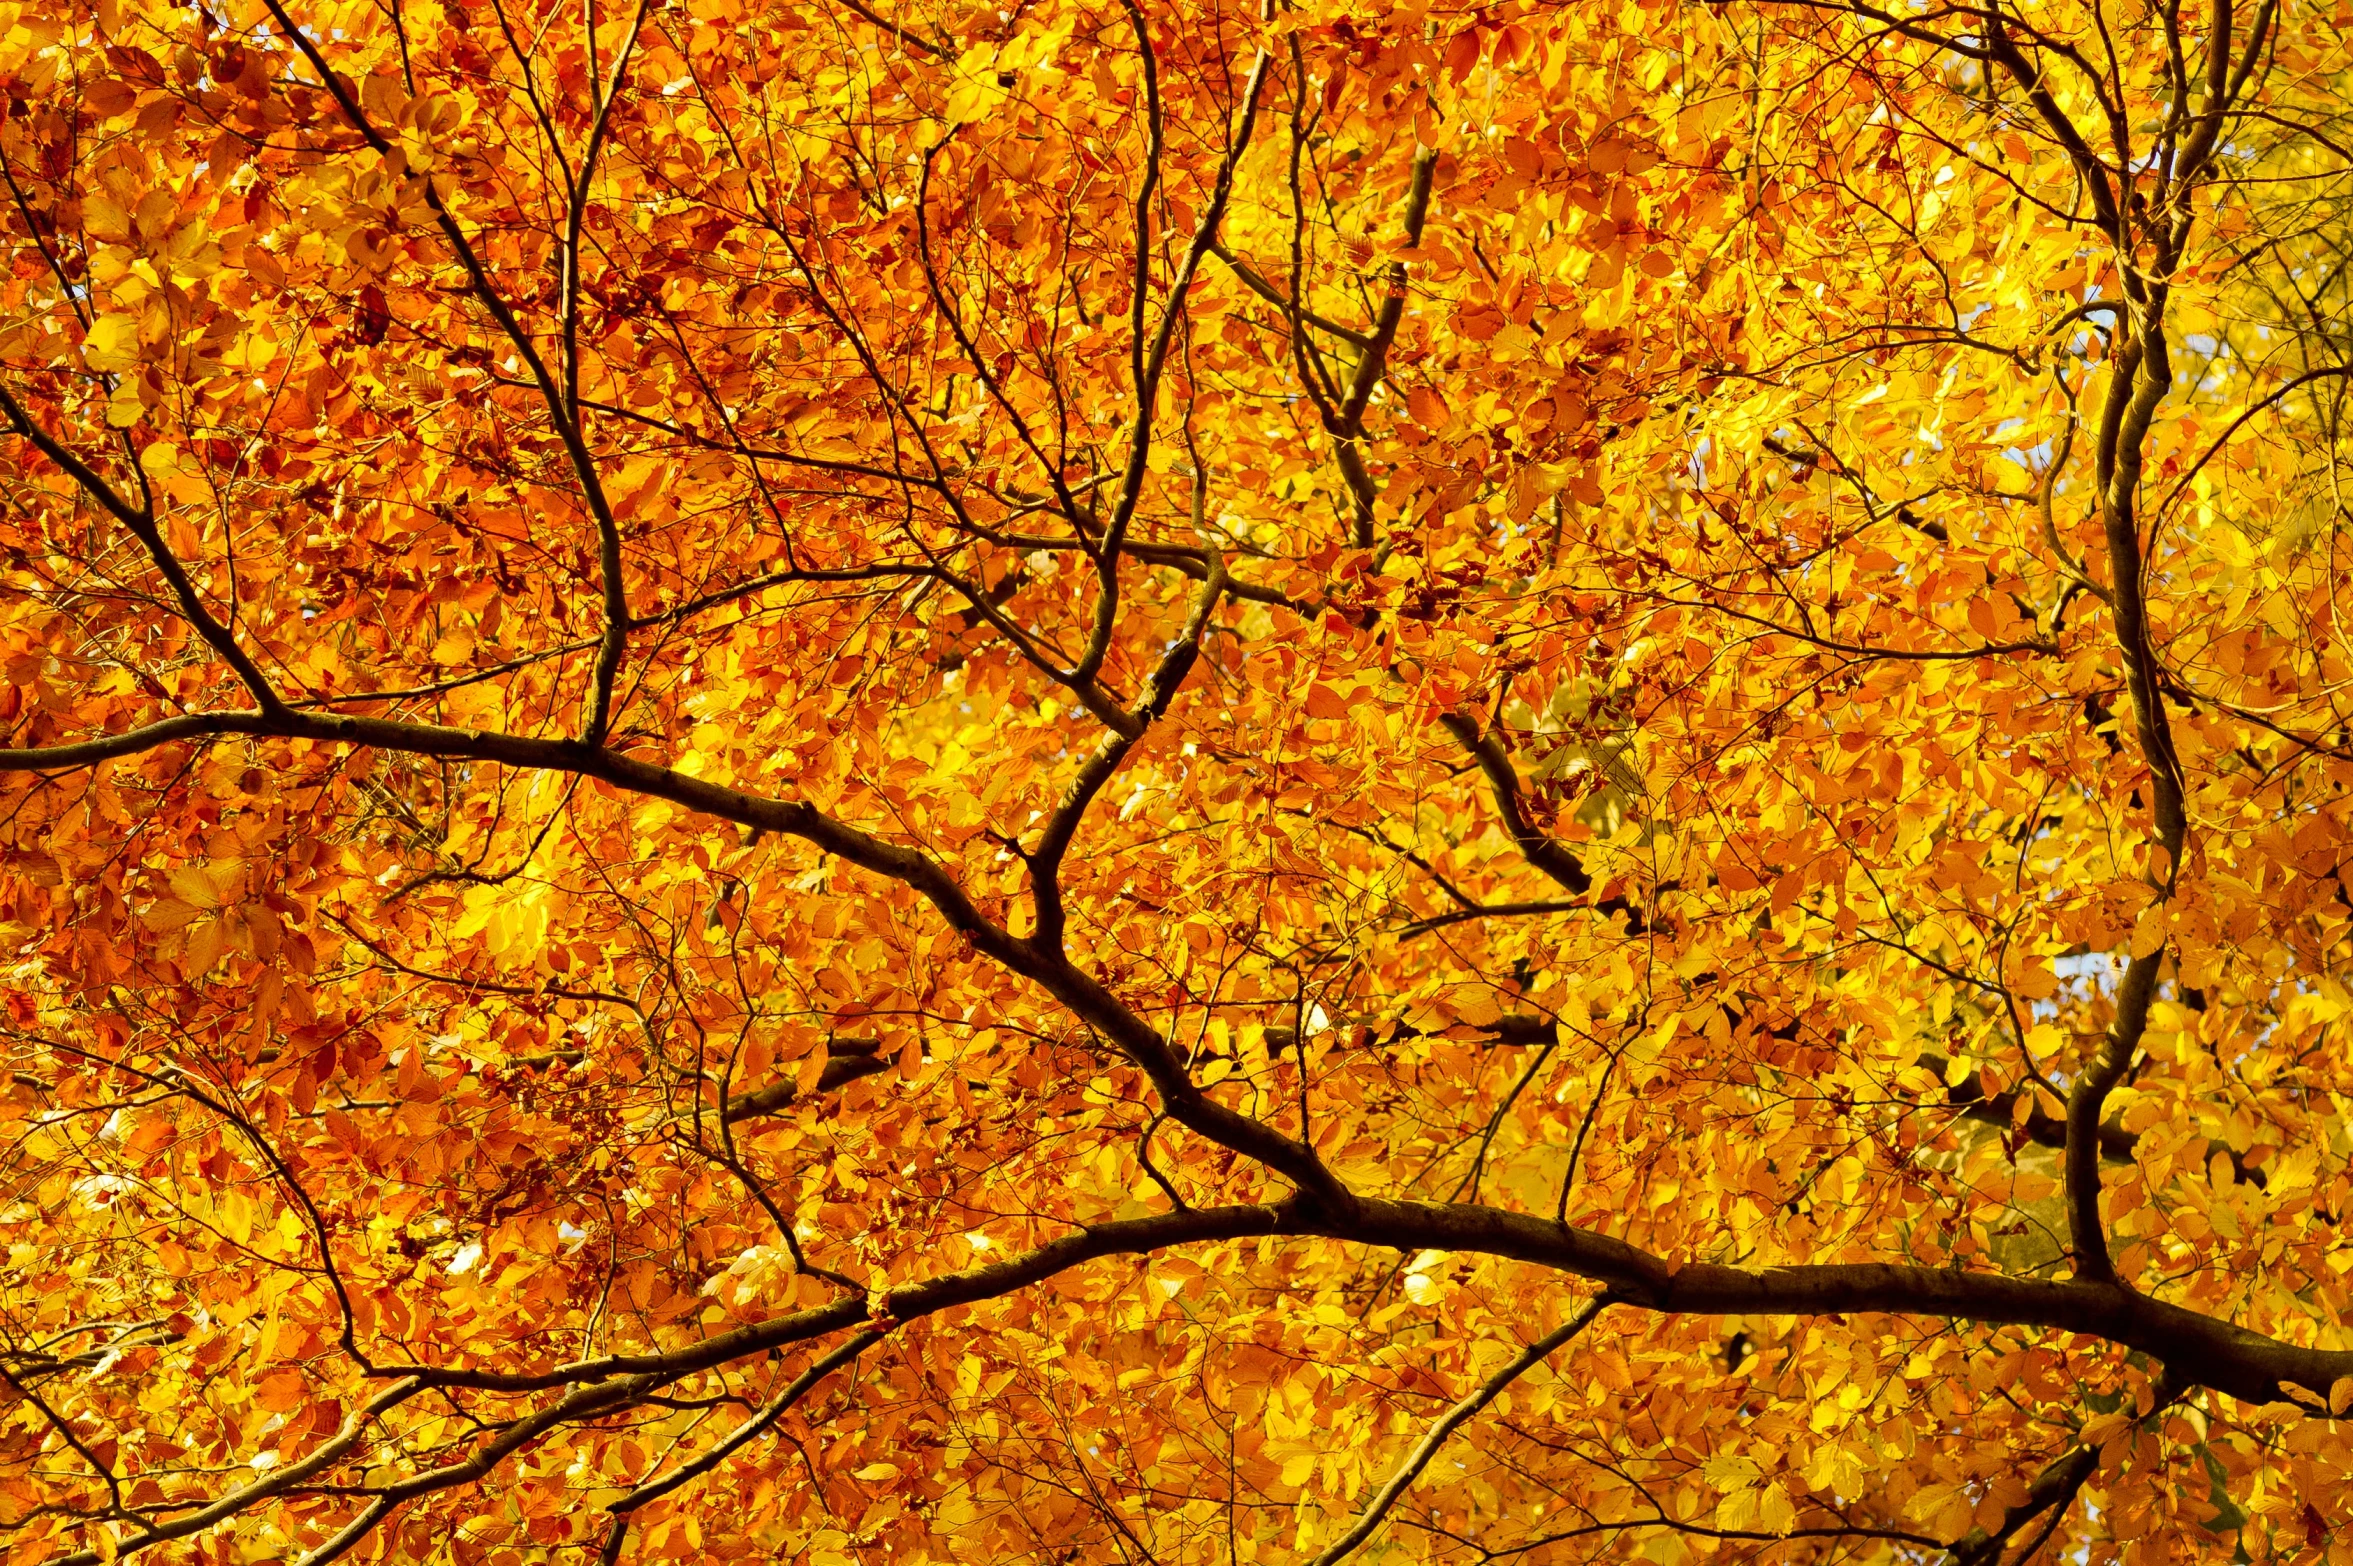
[0,1364,127,1522]
[1305,1294,1612,1566]
[333,1186,2353,1411]
[49,1376,435,1566]
[598,1327,884,1565]
[1292,1198,2353,1407]
[374,1201,1298,1394]
[8,670,2350,1415]
[0,385,284,713]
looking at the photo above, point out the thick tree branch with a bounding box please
[1438,714,1595,895]
[37,1174,2349,1566]
[351,1190,2353,1409]
[720,1040,890,1122]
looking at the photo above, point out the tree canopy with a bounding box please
[5,0,2353,1561]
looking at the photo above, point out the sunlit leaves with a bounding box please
[1,0,2352,1562]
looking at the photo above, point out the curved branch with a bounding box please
[0,701,1343,1199]
[2154,363,2353,520]
[35,1179,2353,1566]
[1305,1294,1612,1566]
[606,1329,881,1523]
[0,386,283,712]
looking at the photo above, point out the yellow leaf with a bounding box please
[168,859,241,910]
[106,379,149,427]
[183,916,227,975]
[81,313,142,372]
[2080,1412,2130,1447]
[142,897,204,932]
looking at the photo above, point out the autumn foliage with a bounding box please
[4,0,2353,1561]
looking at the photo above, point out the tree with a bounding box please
[3,0,2351,1560]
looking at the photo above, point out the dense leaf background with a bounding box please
[4,0,2353,1562]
